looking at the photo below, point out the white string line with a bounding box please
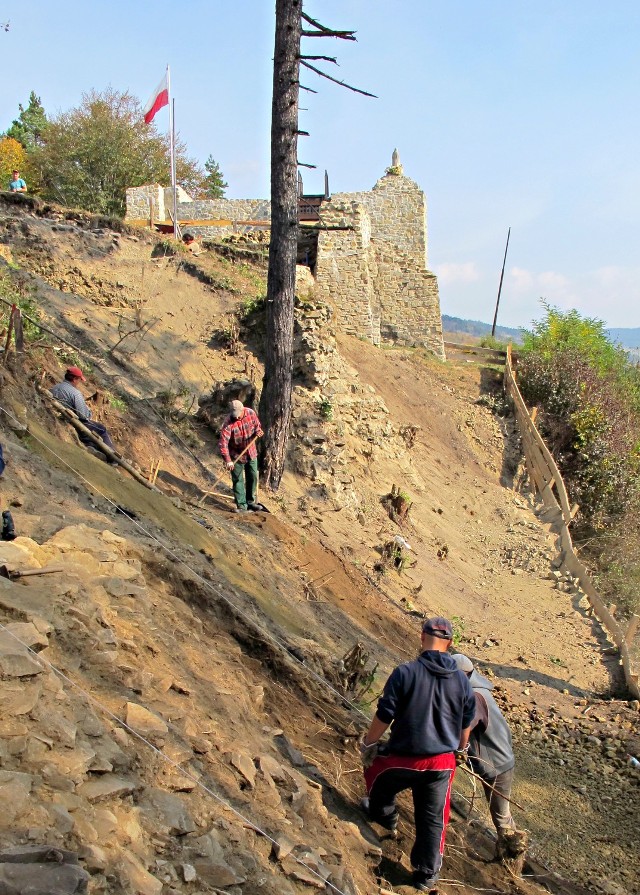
[0,400,371,724]
[0,622,352,895]
[1,405,532,889]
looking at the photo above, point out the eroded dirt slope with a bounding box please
[0,194,638,894]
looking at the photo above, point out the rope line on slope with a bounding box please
[0,622,352,895]
[0,400,371,725]
[1,397,544,889]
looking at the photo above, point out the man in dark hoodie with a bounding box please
[360,618,476,893]
[452,654,517,841]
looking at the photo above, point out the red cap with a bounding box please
[66,366,86,382]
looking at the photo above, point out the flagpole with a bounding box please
[172,98,178,239]
[167,65,177,239]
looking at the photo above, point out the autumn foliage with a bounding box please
[0,137,27,190]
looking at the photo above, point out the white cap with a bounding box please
[452,653,474,673]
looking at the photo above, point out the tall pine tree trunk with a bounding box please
[259,0,301,490]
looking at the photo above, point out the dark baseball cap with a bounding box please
[422,617,453,639]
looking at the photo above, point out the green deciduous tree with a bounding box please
[30,88,204,216]
[4,91,48,151]
[203,155,228,198]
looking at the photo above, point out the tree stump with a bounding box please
[382,484,412,523]
[495,828,528,876]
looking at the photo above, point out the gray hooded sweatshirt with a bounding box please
[468,669,515,778]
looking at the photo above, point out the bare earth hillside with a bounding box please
[0,194,637,895]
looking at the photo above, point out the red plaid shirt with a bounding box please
[218,408,263,464]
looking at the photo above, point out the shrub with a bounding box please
[318,397,333,420]
[518,306,640,529]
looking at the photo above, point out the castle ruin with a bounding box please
[126,152,444,358]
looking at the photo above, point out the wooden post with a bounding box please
[2,304,15,364]
[13,308,24,354]
[625,615,639,646]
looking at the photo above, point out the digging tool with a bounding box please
[197,435,259,506]
[0,564,63,581]
[456,762,525,811]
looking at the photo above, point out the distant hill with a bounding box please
[442,315,523,343]
[443,316,640,352]
[606,328,640,349]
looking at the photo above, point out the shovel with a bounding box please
[0,565,63,581]
[197,436,259,506]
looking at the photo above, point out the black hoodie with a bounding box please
[376,651,476,756]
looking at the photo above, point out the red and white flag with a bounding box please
[143,71,169,124]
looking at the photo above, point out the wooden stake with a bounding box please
[3,304,15,365]
[13,308,24,354]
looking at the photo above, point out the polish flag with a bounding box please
[143,71,169,124]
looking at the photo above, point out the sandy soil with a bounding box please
[0,196,637,894]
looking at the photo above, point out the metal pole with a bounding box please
[172,98,178,239]
[167,66,177,240]
[491,227,511,338]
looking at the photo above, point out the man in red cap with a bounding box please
[51,367,116,458]
[218,400,263,512]
[359,617,475,893]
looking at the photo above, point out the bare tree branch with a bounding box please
[300,60,377,97]
[300,84,318,94]
[301,12,356,40]
[297,161,317,169]
[300,54,338,64]
[301,29,356,39]
[297,130,310,136]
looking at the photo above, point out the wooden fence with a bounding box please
[443,340,508,365]
[504,345,640,699]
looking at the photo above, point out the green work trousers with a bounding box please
[231,458,258,508]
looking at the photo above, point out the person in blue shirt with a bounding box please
[360,617,475,893]
[51,366,117,462]
[9,170,27,193]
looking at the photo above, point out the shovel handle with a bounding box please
[7,566,64,580]
[198,435,259,506]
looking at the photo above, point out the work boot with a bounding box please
[1,510,16,541]
[234,506,248,513]
[247,502,262,511]
[412,871,438,893]
[360,798,398,832]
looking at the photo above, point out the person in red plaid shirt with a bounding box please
[218,400,264,512]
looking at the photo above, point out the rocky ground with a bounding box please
[0,193,637,895]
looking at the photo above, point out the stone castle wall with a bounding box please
[313,200,380,346]
[332,171,428,265]
[375,247,443,356]
[125,185,165,222]
[313,169,443,357]
[125,158,444,356]
[126,188,271,238]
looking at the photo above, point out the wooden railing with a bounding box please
[504,345,639,699]
[443,340,507,365]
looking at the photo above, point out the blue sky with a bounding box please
[2,1,639,329]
